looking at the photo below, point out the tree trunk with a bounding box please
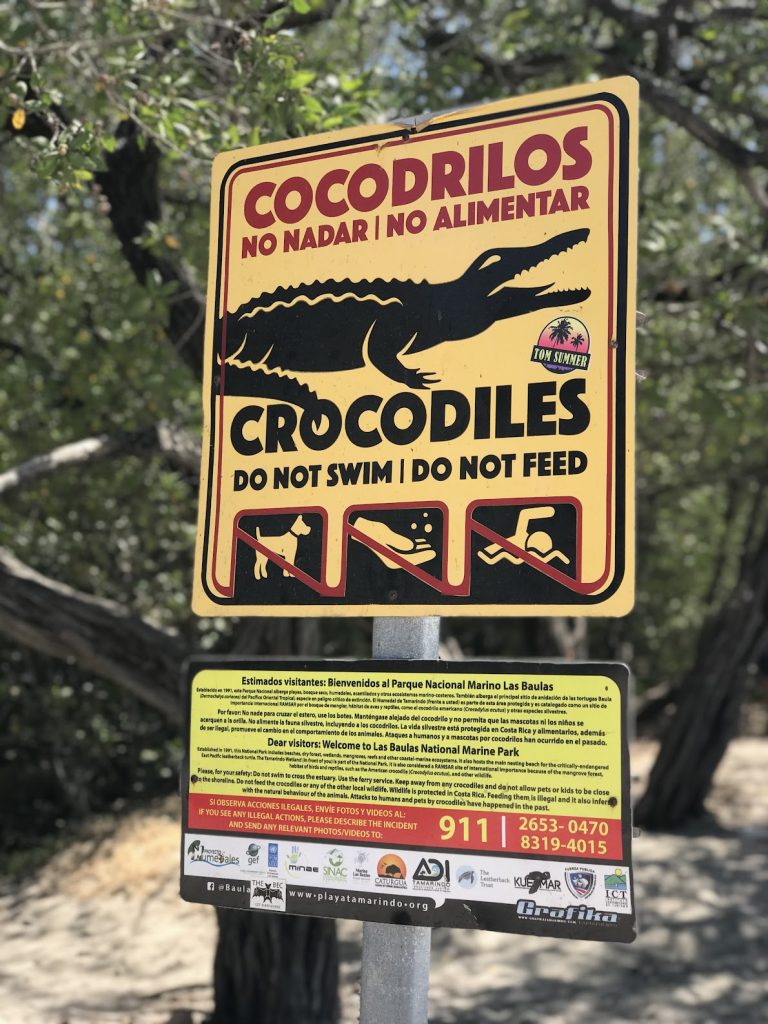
[635,525,768,829]
[211,911,339,1024]
[547,617,588,660]
[210,617,339,1024]
[0,546,184,722]
[6,99,349,1024]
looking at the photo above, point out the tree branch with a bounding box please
[93,122,206,378]
[155,420,202,475]
[635,519,768,826]
[0,547,184,721]
[0,423,200,497]
[421,13,768,209]
[629,67,767,170]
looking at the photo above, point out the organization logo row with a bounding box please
[184,833,631,912]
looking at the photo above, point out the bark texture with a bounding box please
[211,911,339,1024]
[1,109,339,1022]
[635,524,768,829]
[210,618,337,1024]
[94,122,206,376]
[0,546,183,721]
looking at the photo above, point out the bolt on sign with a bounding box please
[180,660,636,943]
[192,77,638,616]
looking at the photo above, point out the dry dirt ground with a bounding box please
[1,739,767,1024]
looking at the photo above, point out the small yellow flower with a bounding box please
[164,234,179,250]
[11,108,26,131]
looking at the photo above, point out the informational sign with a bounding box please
[193,77,638,616]
[181,660,636,943]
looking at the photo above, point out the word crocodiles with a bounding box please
[217,227,590,411]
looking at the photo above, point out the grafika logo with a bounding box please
[531,316,591,375]
[516,900,617,924]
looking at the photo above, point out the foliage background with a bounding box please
[1,0,767,860]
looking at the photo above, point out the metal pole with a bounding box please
[359,616,439,1024]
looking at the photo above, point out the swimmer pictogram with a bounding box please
[477,507,570,567]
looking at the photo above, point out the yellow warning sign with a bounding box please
[193,77,638,616]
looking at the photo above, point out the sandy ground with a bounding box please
[1,739,767,1024]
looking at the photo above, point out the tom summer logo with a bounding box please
[531,316,591,374]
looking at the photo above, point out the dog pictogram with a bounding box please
[253,515,312,579]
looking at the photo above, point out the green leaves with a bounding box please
[1,0,767,853]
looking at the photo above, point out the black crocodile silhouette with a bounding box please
[217,227,590,411]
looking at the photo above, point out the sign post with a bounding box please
[360,617,439,1024]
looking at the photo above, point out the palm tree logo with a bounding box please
[549,318,573,346]
[532,316,591,375]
